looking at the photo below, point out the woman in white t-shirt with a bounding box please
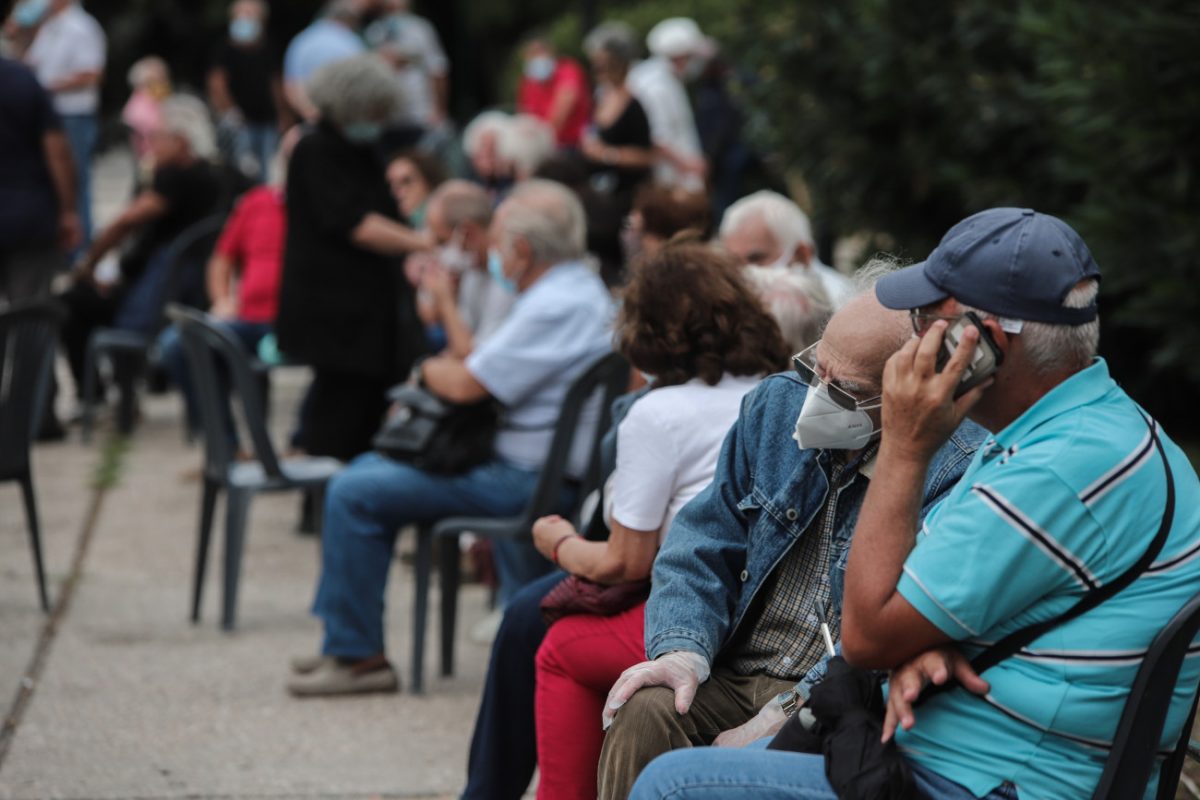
[529,239,792,800]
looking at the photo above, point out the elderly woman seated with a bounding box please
[59,94,222,409]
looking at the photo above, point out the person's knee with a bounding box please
[608,685,679,740]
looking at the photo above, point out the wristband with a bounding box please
[551,533,577,565]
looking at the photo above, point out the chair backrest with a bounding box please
[0,301,63,479]
[155,215,225,330]
[166,304,284,482]
[517,351,629,530]
[1093,588,1200,799]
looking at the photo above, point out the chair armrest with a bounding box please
[432,515,528,540]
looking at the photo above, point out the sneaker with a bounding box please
[286,658,400,698]
[289,654,334,675]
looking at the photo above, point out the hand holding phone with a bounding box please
[935,312,1003,398]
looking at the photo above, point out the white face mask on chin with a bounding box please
[792,384,878,451]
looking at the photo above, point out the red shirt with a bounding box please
[517,58,592,147]
[215,186,286,324]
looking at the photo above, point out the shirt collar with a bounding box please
[989,357,1116,451]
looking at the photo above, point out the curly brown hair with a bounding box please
[616,240,791,389]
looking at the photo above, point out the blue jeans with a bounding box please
[157,319,272,435]
[630,746,1019,800]
[462,570,565,800]
[232,122,278,183]
[312,453,547,659]
[60,113,97,248]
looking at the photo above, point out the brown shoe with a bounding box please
[286,658,400,698]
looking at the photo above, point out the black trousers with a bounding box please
[299,367,391,461]
[57,279,121,400]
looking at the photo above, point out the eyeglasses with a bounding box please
[909,309,962,336]
[792,342,881,412]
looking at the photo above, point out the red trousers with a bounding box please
[534,601,647,800]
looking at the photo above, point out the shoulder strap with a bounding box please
[968,412,1176,676]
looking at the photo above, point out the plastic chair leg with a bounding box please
[191,478,220,622]
[220,487,253,631]
[114,352,142,435]
[411,525,433,695]
[19,472,50,612]
[439,534,461,678]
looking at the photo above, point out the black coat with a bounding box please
[276,123,424,380]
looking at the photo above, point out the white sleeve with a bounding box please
[608,399,677,532]
[77,19,107,72]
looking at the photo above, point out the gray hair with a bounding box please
[429,179,492,229]
[462,110,511,158]
[160,95,216,160]
[720,190,815,265]
[497,114,557,179]
[127,55,169,89]
[322,0,361,23]
[500,179,587,265]
[962,280,1099,376]
[307,54,401,129]
[742,265,833,352]
[584,21,639,67]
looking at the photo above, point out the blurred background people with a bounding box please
[282,0,364,121]
[462,110,514,199]
[365,0,449,134]
[719,190,853,307]
[580,22,654,205]
[275,54,430,462]
[622,185,711,266]
[516,36,591,149]
[59,94,221,409]
[742,264,833,353]
[23,0,106,251]
[121,56,170,179]
[496,113,557,183]
[386,148,446,229]
[208,0,288,184]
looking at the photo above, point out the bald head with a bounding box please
[428,179,492,231]
[817,291,910,397]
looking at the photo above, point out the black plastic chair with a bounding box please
[408,351,629,693]
[1093,588,1200,799]
[0,301,65,611]
[166,305,342,630]
[81,215,224,441]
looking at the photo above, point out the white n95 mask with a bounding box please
[792,385,878,451]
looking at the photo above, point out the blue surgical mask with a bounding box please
[488,249,517,294]
[524,56,556,83]
[13,0,49,27]
[229,17,262,44]
[343,121,384,144]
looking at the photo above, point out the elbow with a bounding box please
[840,622,892,670]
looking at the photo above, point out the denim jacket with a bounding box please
[645,372,986,697]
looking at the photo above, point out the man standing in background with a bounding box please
[24,0,104,251]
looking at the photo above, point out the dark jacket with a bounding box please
[276,122,423,379]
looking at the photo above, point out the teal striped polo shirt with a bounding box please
[894,358,1200,799]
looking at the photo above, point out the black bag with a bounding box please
[768,413,1176,800]
[373,383,499,474]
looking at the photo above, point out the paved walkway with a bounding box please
[0,150,495,800]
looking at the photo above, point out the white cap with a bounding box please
[646,17,712,58]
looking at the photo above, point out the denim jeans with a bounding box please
[60,113,97,249]
[157,318,272,435]
[231,122,278,184]
[629,745,1019,800]
[312,453,544,660]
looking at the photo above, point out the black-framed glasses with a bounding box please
[909,309,962,336]
[791,342,882,412]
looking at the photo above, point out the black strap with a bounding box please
[922,412,1176,699]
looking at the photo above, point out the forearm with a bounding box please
[436,296,476,359]
[80,218,132,271]
[205,254,236,305]
[432,74,449,118]
[351,213,430,257]
[548,88,576,132]
[284,81,318,122]
[42,130,77,216]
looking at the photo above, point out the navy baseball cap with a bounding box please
[875,208,1101,325]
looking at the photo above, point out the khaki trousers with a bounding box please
[596,667,794,800]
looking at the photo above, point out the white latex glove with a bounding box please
[602,650,710,731]
[713,696,789,748]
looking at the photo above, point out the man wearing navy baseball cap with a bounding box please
[628,208,1200,800]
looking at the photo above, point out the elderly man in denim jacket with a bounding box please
[596,270,987,799]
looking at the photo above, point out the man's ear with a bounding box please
[792,241,813,267]
[979,316,1011,358]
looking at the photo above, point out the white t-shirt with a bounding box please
[626,57,703,191]
[606,374,760,542]
[458,267,514,343]
[26,4,106,115]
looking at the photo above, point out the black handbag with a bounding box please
[769,413,1176,800]
[373,383,499,475]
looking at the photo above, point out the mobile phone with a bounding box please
[936,311,1003,398]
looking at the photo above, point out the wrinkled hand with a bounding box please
[882,645,989,742]
[580,134,607,162]
[714,697,788,748]
[881,320,991,465]
[209,296,238,321]
[421,264,458,305]
[405,250,439,288]
[603,650,710,730]
[532,514,577,561]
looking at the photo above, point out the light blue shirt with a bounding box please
[896,358,1200,799]
[466,261,614,477]
[283,19,365,83]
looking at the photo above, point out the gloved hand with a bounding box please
[713,696,789,748]
[602,650,710,730]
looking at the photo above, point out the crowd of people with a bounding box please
[2,2,1199,800]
